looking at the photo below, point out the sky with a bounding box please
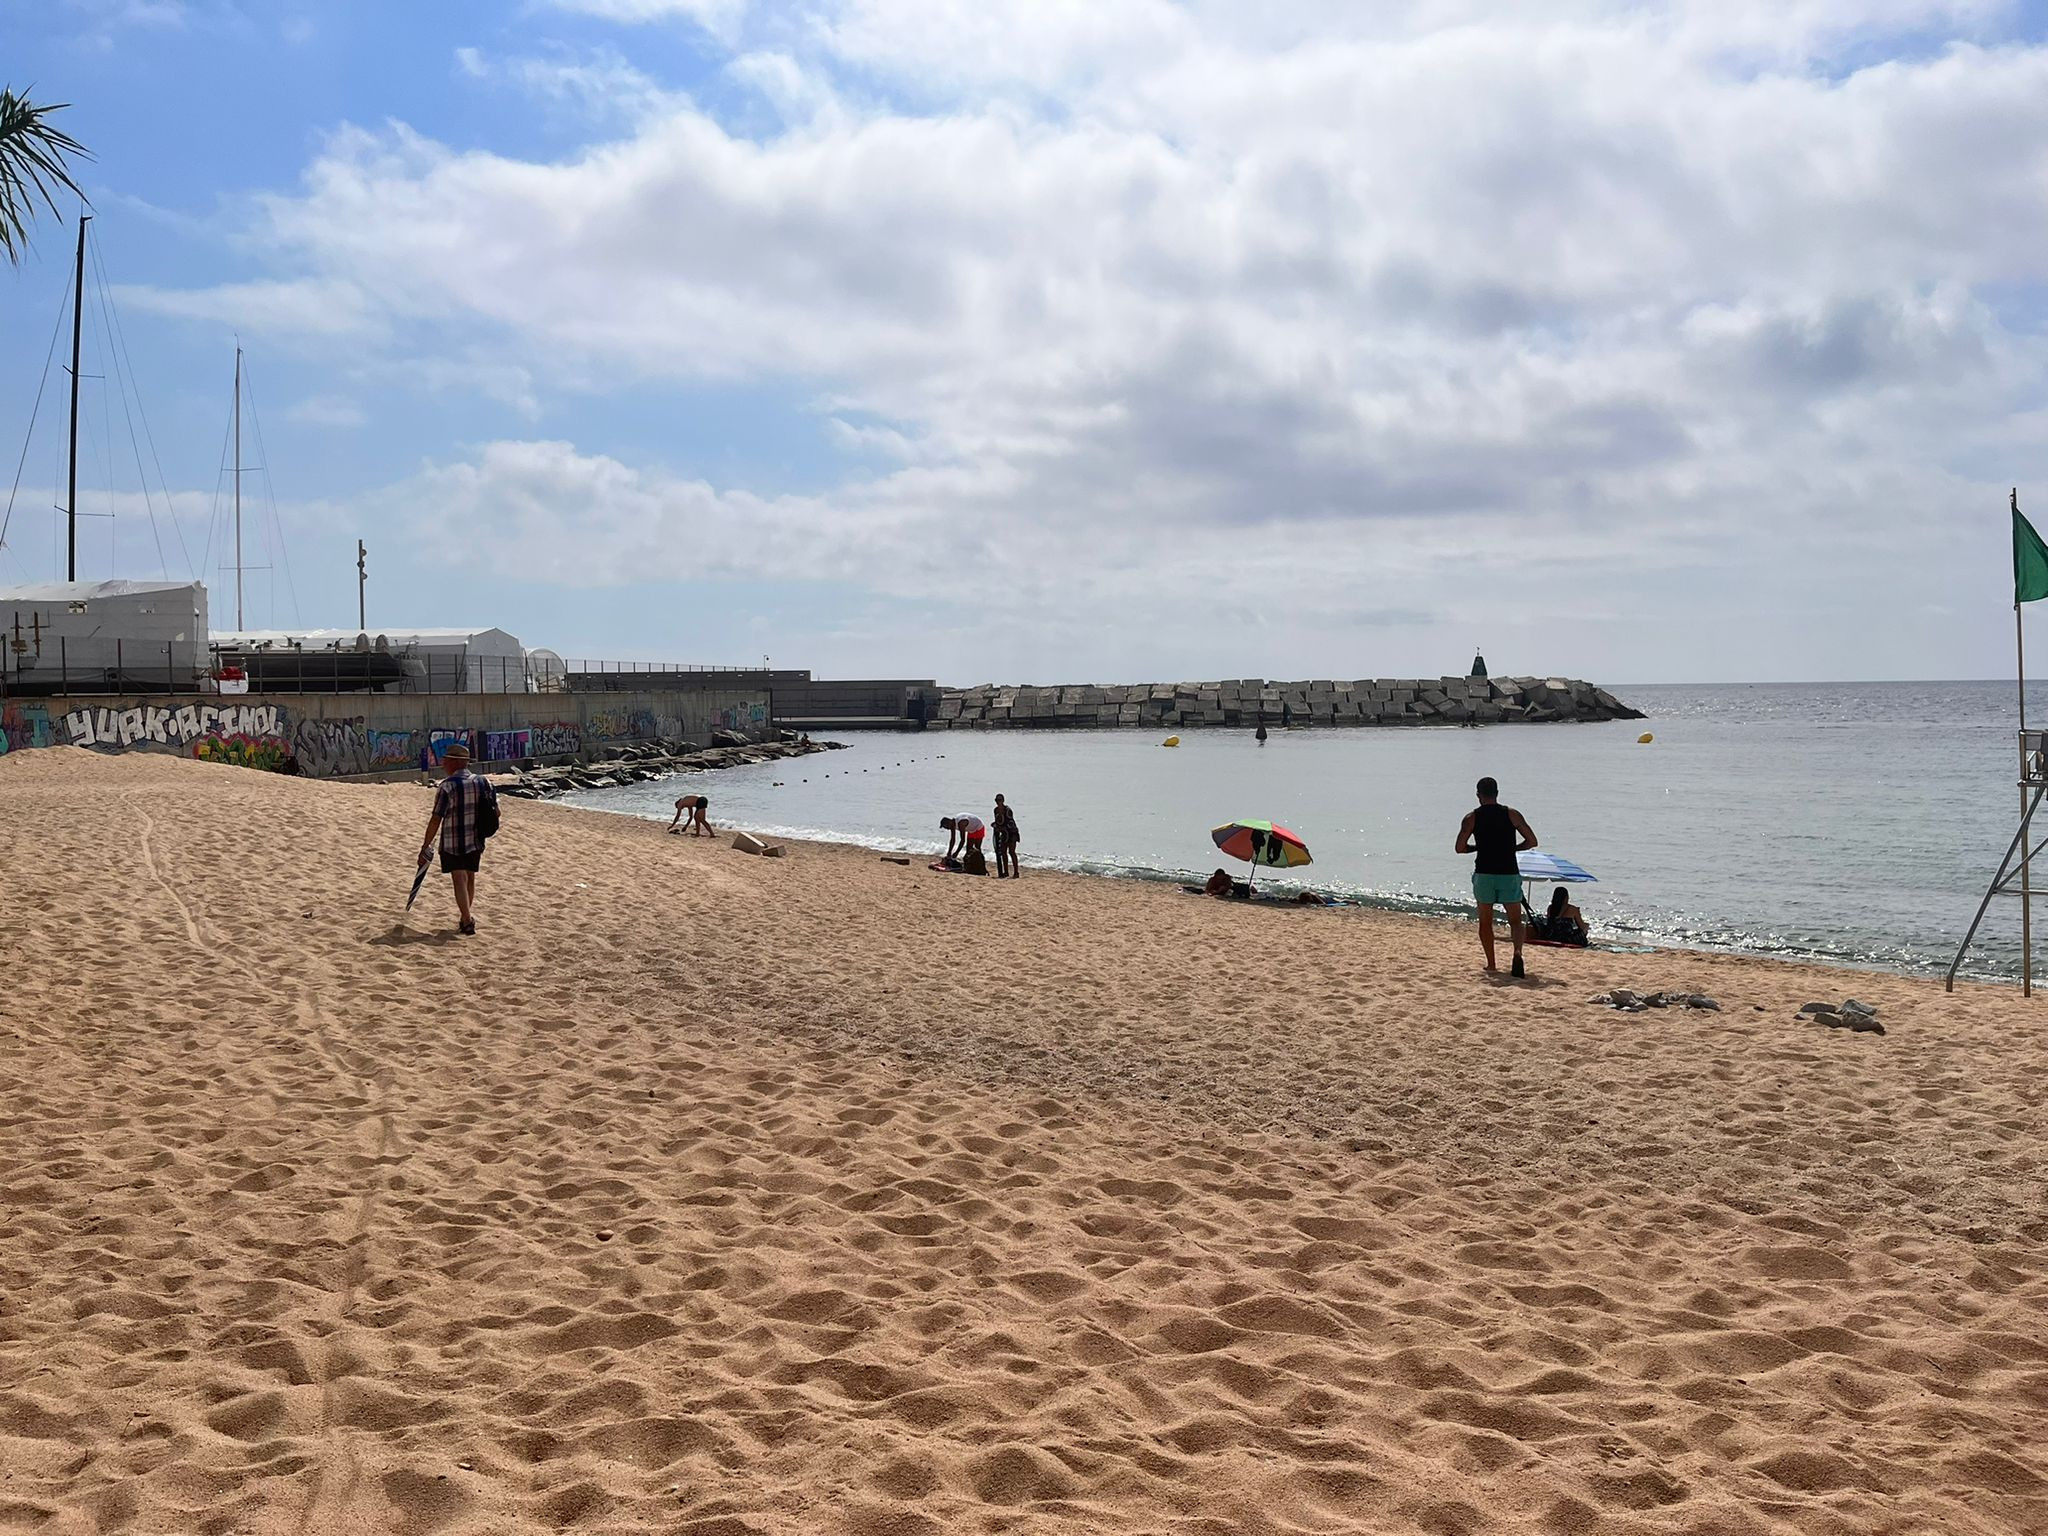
[6,0,2048,685]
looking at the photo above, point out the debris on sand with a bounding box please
[1586,989,1721,1014]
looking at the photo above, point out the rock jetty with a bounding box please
[492,734,844,799]
[930,677,1642,730]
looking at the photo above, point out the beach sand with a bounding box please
[2,747,2044,1535]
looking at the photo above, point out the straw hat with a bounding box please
[441,742,471,763]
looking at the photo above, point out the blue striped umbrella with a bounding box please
[1517,851,1596,883]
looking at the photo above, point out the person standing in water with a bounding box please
[1255,723,1268,746]
[1455,776,1537,977]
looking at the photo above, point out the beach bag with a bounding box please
[962,844,988,876]
[477,780,501,841]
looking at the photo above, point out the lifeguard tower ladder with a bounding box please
[1947,729,2048,994]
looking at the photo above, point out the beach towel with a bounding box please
[1178,885,1357,908]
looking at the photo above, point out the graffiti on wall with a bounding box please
[482,728,531,762]
[292,716,370,776]
[369,729,419,768]
[7,694,753,772]
[195,732,289,771]
[0,701,54,755]
[586,707,674,741]
[65,703,284,751]
[711,702,769,733]
[528,721,581,756]
[428,728,473,762]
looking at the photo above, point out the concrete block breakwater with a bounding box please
[931,677,1643,730]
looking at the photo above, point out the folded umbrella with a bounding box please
[406,858,432,910]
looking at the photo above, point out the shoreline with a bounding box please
[559,790,2006,989]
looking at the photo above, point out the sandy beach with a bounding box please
[2,747,2044,1535]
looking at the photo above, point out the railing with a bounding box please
[561,661,774,692]
[0,642,771,698]
[558,661,761,676]
[1,639,199,696]
[203,651,769,696]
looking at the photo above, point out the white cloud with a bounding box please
[286,394,367,428]
[539,0,749,43]
[112,277,377,338]
[454,44,678,127]
[62,0,189,29]
[129,1,2048,676]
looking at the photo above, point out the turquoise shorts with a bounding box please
[1472,872,1525,908]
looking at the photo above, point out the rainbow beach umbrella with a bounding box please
[1211,819,1312,885]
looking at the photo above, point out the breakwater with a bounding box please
[931,676,1642,730]
[496,736,843,799]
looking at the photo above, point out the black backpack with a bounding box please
[476,780,501,841]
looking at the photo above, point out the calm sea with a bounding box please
[564,682,2046,982]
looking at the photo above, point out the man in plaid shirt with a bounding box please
[419,741,489,934]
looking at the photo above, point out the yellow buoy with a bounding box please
[1637,732,1654,744]
[1162,735,1181,747]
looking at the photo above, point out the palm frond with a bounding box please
[0,87,92,266]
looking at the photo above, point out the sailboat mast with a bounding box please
[233,346,243,629]
[65,215,89,583]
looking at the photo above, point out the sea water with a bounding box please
[564,681,2046,982]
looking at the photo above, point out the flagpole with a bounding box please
[2022,600,2033,999]
[2021,489,2033,999]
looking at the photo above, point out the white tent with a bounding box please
[0,579,210,691]
[212,626,528,693]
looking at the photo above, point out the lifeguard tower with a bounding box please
[1948,727,2048,994]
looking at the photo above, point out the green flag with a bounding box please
[2017,491,2048,606]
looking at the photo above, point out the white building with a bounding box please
[212,626,529,693]
[0,579,210,691]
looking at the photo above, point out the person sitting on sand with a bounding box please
[1455,776,1538,977]
[1204,867,1234,897]
[1536,886,1589,946]
[992,794,1021,879]
[669,794,711,837]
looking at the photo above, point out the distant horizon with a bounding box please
[926,675,2039,691]
[1606,678,2032,690]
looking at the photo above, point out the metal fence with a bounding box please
[0,642,771,697]
[0,640,200,696]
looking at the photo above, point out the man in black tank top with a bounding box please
[1455,776,1539,977]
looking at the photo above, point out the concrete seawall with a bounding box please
[0,687,772,777]
[932,677,1642,730]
